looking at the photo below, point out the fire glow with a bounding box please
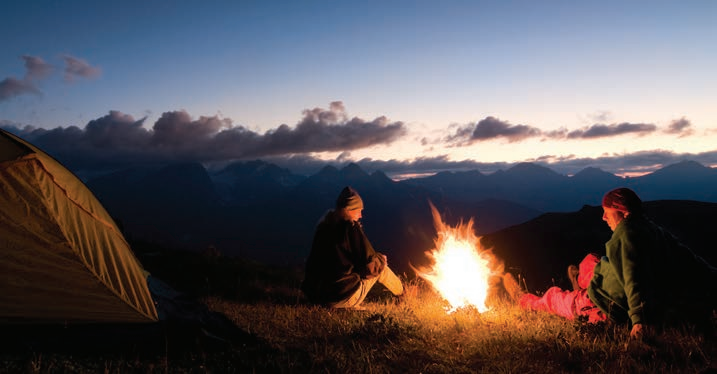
[416,204,502,313]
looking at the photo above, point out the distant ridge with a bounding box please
[404,159,717,211]
[83,159,717,277]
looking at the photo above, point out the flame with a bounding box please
[415,203,502,313]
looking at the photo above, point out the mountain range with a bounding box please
[85,159,717,290]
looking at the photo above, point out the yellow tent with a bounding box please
[0,129,158,323]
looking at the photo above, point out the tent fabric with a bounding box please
[0,129,158,323]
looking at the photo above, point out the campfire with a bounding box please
[415,203,503,313]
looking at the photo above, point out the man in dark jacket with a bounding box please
[301,186,404,309]
[505,187,716,339]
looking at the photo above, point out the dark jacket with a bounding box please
[588,214,716,326]
[301,210,385,304]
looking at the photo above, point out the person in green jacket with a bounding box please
[505,187,716,339]
[301,186,404,309]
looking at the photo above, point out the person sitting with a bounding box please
[504,187,717,339]
[301,186,404,309]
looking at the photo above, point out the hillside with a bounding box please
[481,200,717,292]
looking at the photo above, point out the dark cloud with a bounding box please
[22,55,53,81]
[471,116,541,142]
[152,111,232,148]
[1,54,98,101]
[446,116,542,145]
[445,117,682,145]
[0,55,52,101]
[0,77,41,101]
[63,55,101,82]
[208,101,406,158]
[566,122,656,139]
[664,117,693,137]
[1,102,406,172]
[3,102,713,180]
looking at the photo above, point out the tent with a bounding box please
[0,128,158,323]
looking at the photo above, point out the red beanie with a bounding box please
[602,187,642,214]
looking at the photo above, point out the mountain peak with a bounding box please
[502,162,563,179]
[340,163,368,178]
[370,169,392,182]
[649,160,713,178]
[317,164,340,176]
[508,162,557,173]
[572,167,618,180]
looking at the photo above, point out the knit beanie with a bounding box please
[336,186,364,211]
[602,187,642,214]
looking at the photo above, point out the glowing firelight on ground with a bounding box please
[415,203,503,313]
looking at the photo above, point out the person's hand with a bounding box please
[630,324,643,339]
[630,323,651,340]
[363,255,386,279]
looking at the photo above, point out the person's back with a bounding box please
[639,216,717,322]
[301,186,404,309]
[589,207,716,329]
[302,209,368,304]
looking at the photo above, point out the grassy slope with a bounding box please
[1,251,716,373]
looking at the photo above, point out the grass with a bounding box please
[2,251,716,373]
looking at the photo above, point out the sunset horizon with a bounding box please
[2,1,716,178]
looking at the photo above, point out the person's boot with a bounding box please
[502,273,525,303]
[568,264,580,291]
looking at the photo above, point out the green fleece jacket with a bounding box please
[588,214,716,326]
[301,210,385,304]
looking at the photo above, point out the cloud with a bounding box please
[3,102,712,180]
[565,122,656,139]
[22,55,53,81]
[209,101,406,158]
[664,117,693,137]
[63,55,101,82]
[1,102,406,171]
[444,116,686,146]
[587,110,613,123]
[446,116,542,145]
[1,54,100,101]
[0,77,41,101]
[0,55,52,101]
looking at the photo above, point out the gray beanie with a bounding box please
[336,186,364,211]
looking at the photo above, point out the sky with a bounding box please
[2,0,717,179]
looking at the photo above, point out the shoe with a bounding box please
[503,273,525,303]
[568,265,580,291]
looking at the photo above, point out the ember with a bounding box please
[415,203,502,313]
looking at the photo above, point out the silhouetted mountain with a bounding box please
[572,167,621,183]
[83,160,717,279]
[405,160,717,211]
[85,162,541,270]
[211,160,306,206]
[625,160,717,202]
[87,162,222,248]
